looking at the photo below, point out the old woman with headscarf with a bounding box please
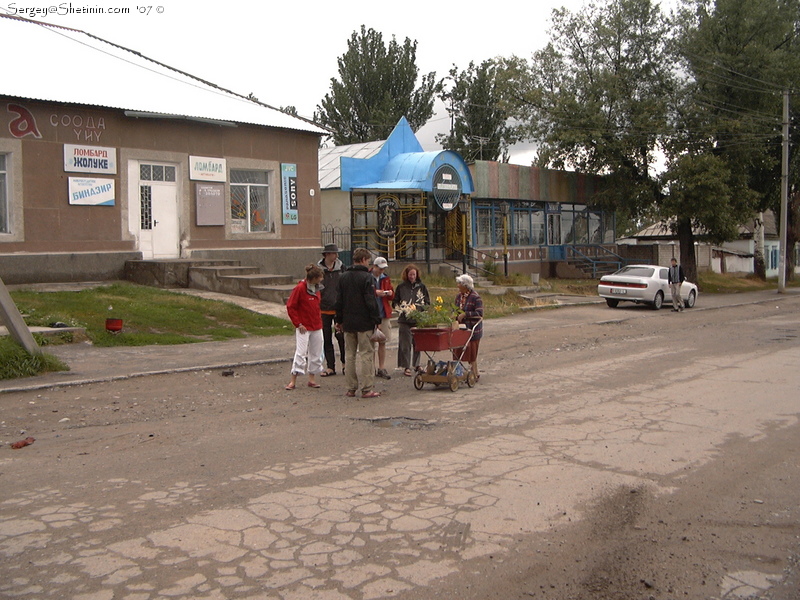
[454,274,483,381]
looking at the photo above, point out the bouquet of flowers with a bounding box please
[398,295,459,328]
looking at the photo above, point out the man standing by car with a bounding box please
[335,248,382,398]
[668,257,685,312]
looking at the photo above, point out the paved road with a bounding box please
[0,288,798,600]
[1,289,794,394]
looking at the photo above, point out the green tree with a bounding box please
[437,60,517,162]
[674,0,800,280]
[498,0,677,241]
[315,25,440,145]
[501,0,800,282]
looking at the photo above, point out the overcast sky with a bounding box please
[2,0,589,163]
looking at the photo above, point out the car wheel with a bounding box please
[605,298,619,308]
[652,291,664,310]
[686,289,696,308]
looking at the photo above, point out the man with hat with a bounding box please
[317,243,345,376]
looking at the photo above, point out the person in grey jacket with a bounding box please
[668,257,686,312]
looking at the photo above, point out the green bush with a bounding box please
[0,337,69,380]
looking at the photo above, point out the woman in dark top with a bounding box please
[392,264,430,376]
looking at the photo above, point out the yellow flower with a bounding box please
[436,296,443,304]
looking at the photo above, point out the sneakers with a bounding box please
[376,368,392,380]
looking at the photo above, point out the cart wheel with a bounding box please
[448,375,459,392]
[466,370,476,388]
[413,373,425,390]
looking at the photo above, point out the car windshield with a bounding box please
[613,267,654,277]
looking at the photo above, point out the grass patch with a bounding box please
[11,282,292,348]
[696,272,798,294]
[0,337,69,380]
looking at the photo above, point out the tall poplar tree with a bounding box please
[437,60,517,162]
[315,26,440,145]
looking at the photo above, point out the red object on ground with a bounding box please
[411,327,471,352]
[10,437,35,449]
[105,318,123,332]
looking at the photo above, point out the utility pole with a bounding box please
[778,90,789,293]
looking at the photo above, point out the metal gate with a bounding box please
[351,192,428,261]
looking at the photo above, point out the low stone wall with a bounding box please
[0,251,141,284]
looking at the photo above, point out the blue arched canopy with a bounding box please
[340,117,474,195]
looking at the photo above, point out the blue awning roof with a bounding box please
[341,118,474,194]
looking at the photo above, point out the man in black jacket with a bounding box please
[668,257,685,312]
[335,248,381,398]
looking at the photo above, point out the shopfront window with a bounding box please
[231,169,270,233]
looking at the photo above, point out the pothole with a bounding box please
[353,416,437,430]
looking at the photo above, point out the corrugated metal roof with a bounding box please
[1,14,328,135]
[318,140,383,189]
[632,210,778,240]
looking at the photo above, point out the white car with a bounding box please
[597,264,698,310]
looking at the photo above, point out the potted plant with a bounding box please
[397,296,459,329]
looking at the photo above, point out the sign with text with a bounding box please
[68,177,115,206]
[189,155,226,182]
[196,182,225,226]
[64,144,117,174]
[281,163,298,225]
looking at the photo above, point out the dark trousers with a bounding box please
[397,322,421,370]
[322,312,345,371]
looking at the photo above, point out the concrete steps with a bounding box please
[125,259,296,305]
[187,264,294,304]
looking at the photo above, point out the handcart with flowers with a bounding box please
[397,294,479,391]
[410,323,479,391]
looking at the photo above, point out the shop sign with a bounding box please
[433,165,462,211]
[69,177,115,206]
[196,183,225,226]
[189,156,226,181]
[64,144,117,174]
[377,195,399,237]
[281,163,298,224]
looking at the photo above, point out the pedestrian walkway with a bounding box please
[1,287,797,394]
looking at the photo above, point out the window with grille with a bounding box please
[140,185,153,230]
[140,163,176,182]
[0,154,8,234]
[231,169,270,233]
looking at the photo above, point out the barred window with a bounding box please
[140,185,153,230]
[231,169,270,233]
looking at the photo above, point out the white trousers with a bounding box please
[291,329,324,376]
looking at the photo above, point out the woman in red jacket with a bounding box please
[285,264,325,390]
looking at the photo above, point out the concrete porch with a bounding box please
[124,259,296,305]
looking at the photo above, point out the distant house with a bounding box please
[1,14,327,284]
[619,211,797,276]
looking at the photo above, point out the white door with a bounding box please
[135,162,180,259]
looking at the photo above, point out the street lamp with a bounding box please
[499,201,510,277]
[458,200,469,274]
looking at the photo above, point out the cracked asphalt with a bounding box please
[1,289,799,599]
